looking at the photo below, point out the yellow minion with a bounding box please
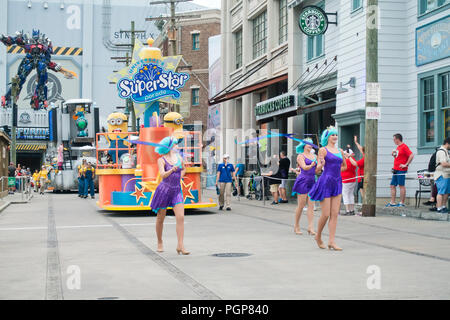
[106,112,129,163]
[163,112,184,139]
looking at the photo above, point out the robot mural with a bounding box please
[0,29,77,110]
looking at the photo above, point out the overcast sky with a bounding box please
[192,0,221,9]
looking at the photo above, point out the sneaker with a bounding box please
[396,203,406,208]
[437,208,449,214]
[91,196,95,199]
[280,200,289,204]
[219,206,223,210]
[429,207,438,212]
[226,207,231,211]
[385,203,397,207]
[349,211,356,216]
[423,201,436,206]
[271,201,278,205]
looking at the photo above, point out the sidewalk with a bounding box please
[0,191,34,214]
[204,189,450,222]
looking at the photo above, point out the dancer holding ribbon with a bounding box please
[150,137,190,255]
[291,138,317,236]
[309,127,347,251]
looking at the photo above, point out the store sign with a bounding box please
[366,83,381,103]
[16,127,50,140]
[255,93,296,121]
[117,62,190,104]
[298,6,329,36]
[416,15,450,66]
[366,107,381,120]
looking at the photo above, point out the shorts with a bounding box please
[435,176,450,195]
[279,179,287,189]
[390,170,407,187]
[270,184,280,193]
[342,182,356,205]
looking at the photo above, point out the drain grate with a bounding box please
[211,253,252,258]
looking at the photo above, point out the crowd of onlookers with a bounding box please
[7,162,52,195]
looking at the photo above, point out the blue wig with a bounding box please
[320,127,338,147]
[155,137,178,155]
[296,138,314,154]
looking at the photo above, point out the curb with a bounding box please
[0,201,11,214]
[377,206,449,222]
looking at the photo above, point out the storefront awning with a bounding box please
[16,144,47,152]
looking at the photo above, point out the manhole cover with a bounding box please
[97,297,119,300]
[211,253,252,258]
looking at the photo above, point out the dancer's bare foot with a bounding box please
[157,243,164,253]
[315,236,326,249]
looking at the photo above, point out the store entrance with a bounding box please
[17,152,42,172]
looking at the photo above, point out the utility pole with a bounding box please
[111,21,146,132]
[10,76,20,165]
[362,0,379,217]
[147,0,201,113]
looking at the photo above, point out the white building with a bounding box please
[216,0,450,202]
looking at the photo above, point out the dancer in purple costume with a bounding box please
[150,136,190,255]
[309,127,347,251]
[291,138,317,236]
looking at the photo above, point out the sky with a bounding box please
[192,0,221,9]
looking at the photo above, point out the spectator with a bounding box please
[433,138,450,214]
[278,151,291,203]
[262,155,282,205]
[354,136,365,200]
[341,151,358,215]
[235,159,245,196]
[386,134,414,207]
[216,154,236,211]
[57,143,64,170]
[8,162,15,194]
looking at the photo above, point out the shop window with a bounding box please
[253,11,267,59]
[279,0,288,44]
[352,0,363,12]
[418,67,450,153]
[306,2,325,61]
[419,0,449,16]
[192,88,200,106]
[192,33,200,51]
[235,29,243,69]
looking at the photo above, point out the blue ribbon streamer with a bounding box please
[237,131,318,149]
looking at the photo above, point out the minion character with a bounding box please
[105,112,129,163]
[163,112,184,139]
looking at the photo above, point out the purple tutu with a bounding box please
[150,157,184,213]
[309,149,343,201]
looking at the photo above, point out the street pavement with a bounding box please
[1,190,449,300]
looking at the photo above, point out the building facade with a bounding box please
[218,0,450,202]
[155,9,221,133]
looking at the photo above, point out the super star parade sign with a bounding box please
[117,58,190,104]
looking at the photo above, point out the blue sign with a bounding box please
[416,15,450,66]
[16,127,50,140]
[117,63,190,104]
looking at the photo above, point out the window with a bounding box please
[253,11,267,59]
[419,0,449,15]
[306,2,325,61]
[192,33,200,50]
[418,68,450,152]
[192,88,200,106]
[352,0,363,12]
[235,30,243,69]
[279,0,288,44]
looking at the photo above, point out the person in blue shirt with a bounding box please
[216,154,236,211]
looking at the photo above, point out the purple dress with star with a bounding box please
[150,157,183,213]
[292,156,317,196]
[309,148,343,201]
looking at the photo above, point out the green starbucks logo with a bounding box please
[299,6,329,36]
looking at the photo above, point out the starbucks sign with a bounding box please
[299,6,329,36]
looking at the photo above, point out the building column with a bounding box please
[0,0,8,95]
[82,1,94,99]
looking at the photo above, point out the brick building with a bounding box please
[155,9,221,133]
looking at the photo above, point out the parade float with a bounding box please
[95,39,216,211]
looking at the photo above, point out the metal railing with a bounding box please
[1,176,33,202]
[0,176,8,198]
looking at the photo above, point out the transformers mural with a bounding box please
[0,29,77,110]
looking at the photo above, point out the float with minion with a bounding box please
[96,39,216,212]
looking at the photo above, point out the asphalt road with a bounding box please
[1,191,449,300]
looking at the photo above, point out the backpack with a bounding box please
[428,148,447,172]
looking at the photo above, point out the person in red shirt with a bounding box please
[386,134,414,207]
[341,152,358,215]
